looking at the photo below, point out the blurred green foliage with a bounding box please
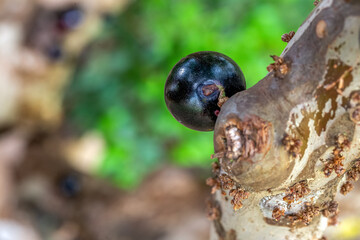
[65,0,313,189]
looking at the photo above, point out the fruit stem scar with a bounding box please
[202,84,219,96]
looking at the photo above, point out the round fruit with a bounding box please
[46,44,63,61]
[58,173,81,198]
[56,6,84,31]
[164,51,246,131]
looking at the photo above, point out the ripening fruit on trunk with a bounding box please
[164,51,246,131]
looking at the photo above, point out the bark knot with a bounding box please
[282,134,302,158]
[206,162,249,211]
[281,31,295,43]
[266,55,290,78]
[283,180,311,204]
[323,134,350,177]
[313,0,321,6]
[285,202,320,226]
[213,115,271,162]
[229,188,250,211]
[272,207,285,221]
[316,20,327,38]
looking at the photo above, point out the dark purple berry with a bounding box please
[58,173,81,198]
[56,6,84,31]
[164,51,246,131]
[46,44,63,61]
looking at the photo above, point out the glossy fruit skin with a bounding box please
[165,51,246,131]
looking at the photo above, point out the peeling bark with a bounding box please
[210,0,360,239]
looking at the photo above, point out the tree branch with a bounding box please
[209,0,360,239]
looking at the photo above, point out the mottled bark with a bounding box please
[210,0,360,239]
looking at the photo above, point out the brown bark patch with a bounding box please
[266,55,290,78]
[229,188,250,211]
[325,113,355,147]
[283,180,311,204]
[206,168,250,211]
[213,115,271,162]
[206,177,221,194]
[316,20,327,38]
[321,200,339,225]
[272,207,285,221]
[225,229,237,240]
[281,31,295,43]
[323,134,350,177]
[282,134,302,158]
[349,106,360,123]
[206,198,221,221]
[294,111,312,157]
[340,181,353,195]
[285,202,320,226]
[349,90,360,108]
[314,60,353,136]
[347,160,360,181]
[314,0,321,6]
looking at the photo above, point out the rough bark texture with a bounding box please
[210,0,360,239]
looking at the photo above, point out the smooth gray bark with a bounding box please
[210,1,360,239]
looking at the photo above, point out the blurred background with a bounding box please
[0,0,359,239]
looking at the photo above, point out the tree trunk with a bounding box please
[209,0,360,239]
